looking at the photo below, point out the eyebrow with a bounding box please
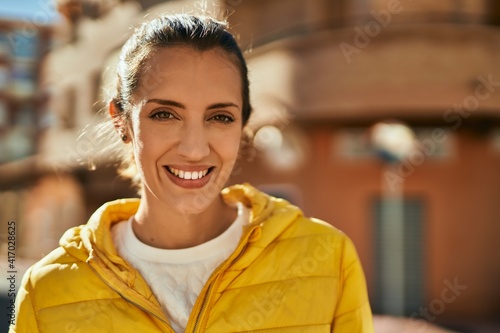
[145,98,239,110]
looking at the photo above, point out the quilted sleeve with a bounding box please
[332,236,374,333]
[9,267,40,333]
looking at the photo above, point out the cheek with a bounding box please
[216,132,242,163]
[135,133,163,157]
[132,128,162,170]
[131,116,166,156]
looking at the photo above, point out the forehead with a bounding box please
[135,46,242,104]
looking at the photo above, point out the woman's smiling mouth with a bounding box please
[164,166,215,188]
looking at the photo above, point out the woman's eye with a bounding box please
[150,111,175,120]
[211,114,235,124]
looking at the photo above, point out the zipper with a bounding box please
[189,225,259,332]
[87,260,175,333]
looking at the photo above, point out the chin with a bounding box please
[172,192,220,215]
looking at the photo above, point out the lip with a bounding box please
[163,165,213,189]
[167,165,213,172]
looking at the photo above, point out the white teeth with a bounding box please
[168,167,210,180]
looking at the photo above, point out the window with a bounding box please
[335,128,374,159]
[372,197,425,316]
[0,31,11,57]
[10,61,36,97]
[11,29,38,60]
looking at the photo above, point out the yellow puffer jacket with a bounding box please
[11,183,373,333]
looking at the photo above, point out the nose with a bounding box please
[176,122,210,161]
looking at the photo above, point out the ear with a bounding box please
[109,100,131,143]
[109,100,124,130]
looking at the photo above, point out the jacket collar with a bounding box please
[221,183,303,270]
[59,182,302,288]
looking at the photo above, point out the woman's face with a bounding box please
[127,47,243,214]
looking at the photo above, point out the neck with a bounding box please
[133,192,237,249]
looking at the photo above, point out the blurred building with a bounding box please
[0,0,499,332]
[0,16,55,256]
[0,20,48,162]
[228,0,500,329]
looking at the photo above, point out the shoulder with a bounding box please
[23,245,87,284]
[20,246,101,311]
[259,198,359,269]
[266,198,352,250]
[283,215,358,262]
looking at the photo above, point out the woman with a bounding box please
[11,14,374,333]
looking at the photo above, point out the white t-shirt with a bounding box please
[111,204,248,333]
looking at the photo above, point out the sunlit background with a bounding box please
[1,1,500,332]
